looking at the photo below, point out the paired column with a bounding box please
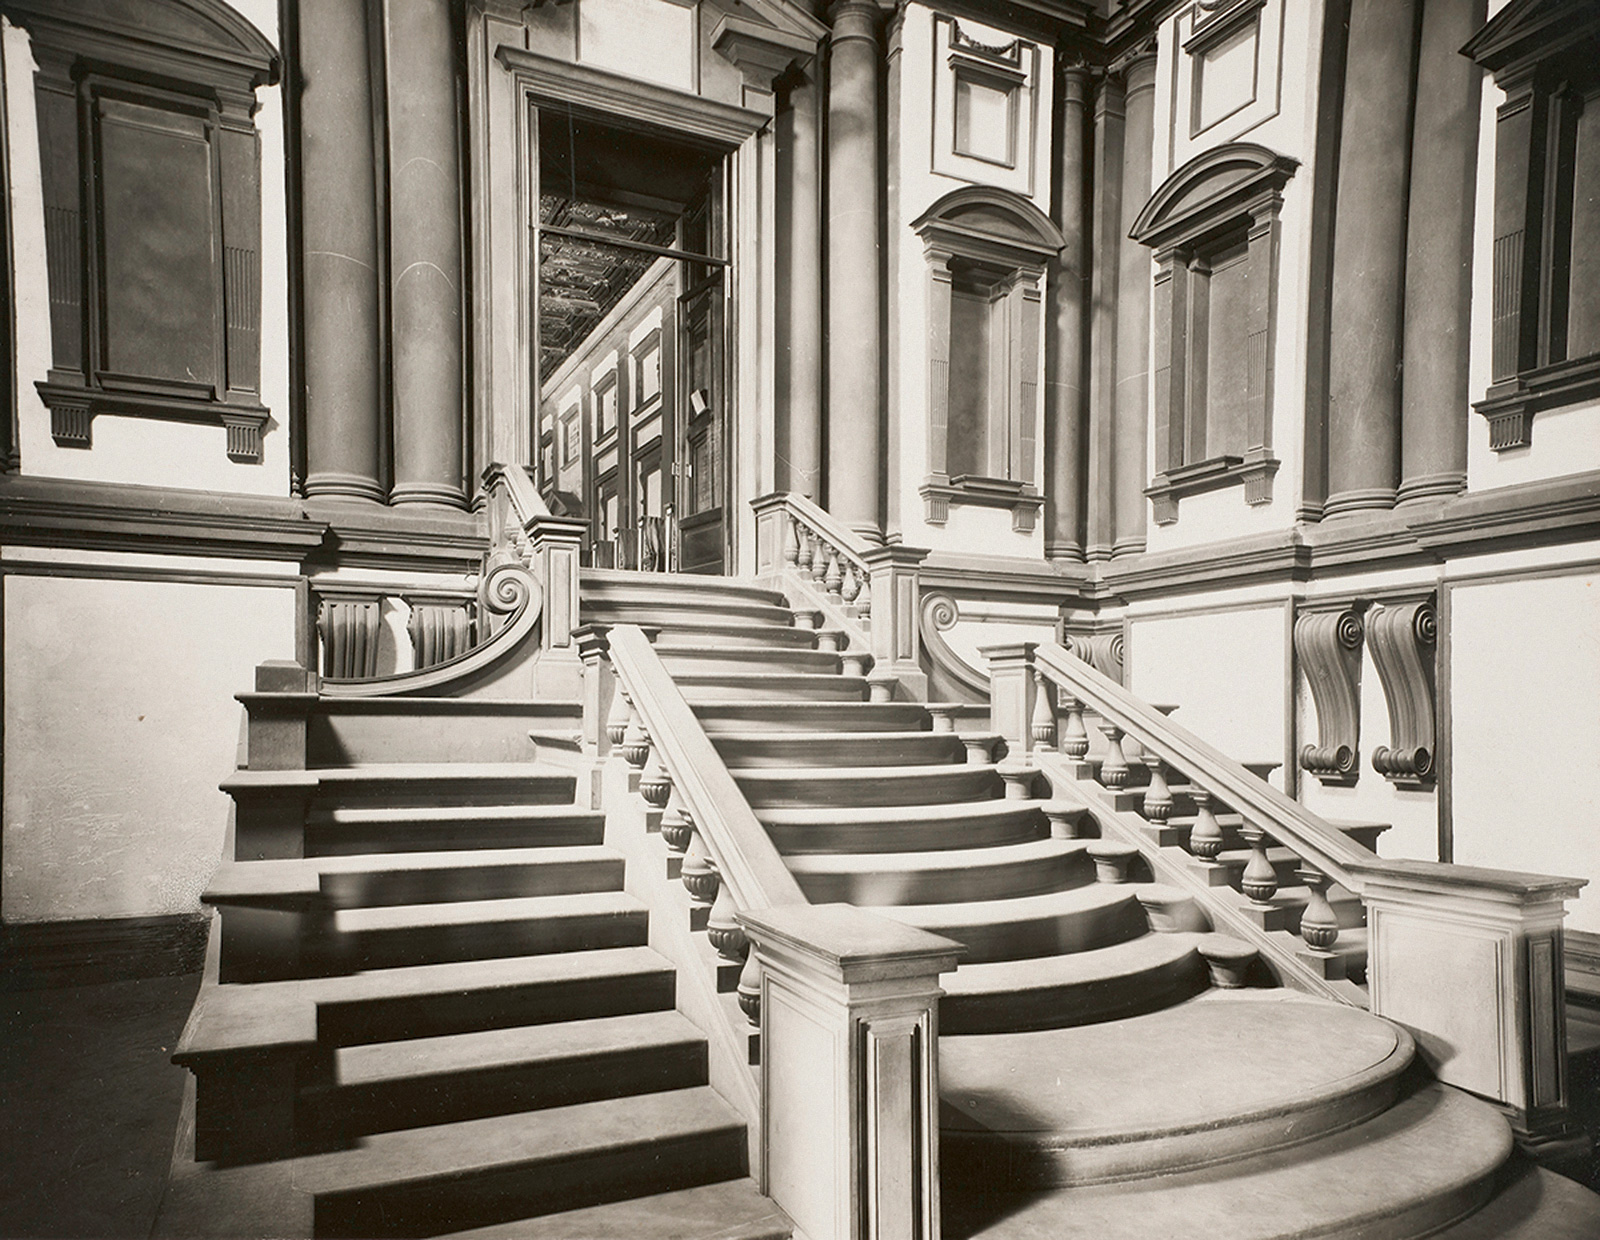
[385,0,467,508]
[1113,51,1157,557]
[778,69,825,500]
[1325,0,1421,517]
[1044,64,1091,561]
[1398,0,1486,504]
[824,1,884,542]
[1084,74,1125,561]
[299,0,384,501]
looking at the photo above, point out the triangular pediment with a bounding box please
[1461,0,1600,74]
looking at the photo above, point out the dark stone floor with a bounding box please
[1,973,200,1239]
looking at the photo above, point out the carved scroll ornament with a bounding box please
[1294,606,1364,786]
[1366,599,1437,789]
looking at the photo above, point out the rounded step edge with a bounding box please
[940,995,1417,1190]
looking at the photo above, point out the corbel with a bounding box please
[1366,597,1438,790]
[1293,602,1366,786]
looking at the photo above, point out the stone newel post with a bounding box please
[740,904,961,1240]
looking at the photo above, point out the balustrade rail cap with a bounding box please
[1347,858,1587,903]
[740,904,964,983]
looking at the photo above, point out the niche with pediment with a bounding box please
[913,187,1062,532]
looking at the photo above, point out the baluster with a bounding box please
[1060,694,1090,758]
[706,885,747,962]
[737,953,762,1025]
[782,515,799,567]
[856,570,872,621]
[605,682,631,747]
[660,797,694,855]
[824,547,844,599]
[1030,671,1056,752]
[841,561,861,606]
[619,705,651,771]
[1189,786,1224,860]
[1098,722,1130,787]
[681,829,720,906]
[1239,822,1278,904]
[1142,756,1173,822]
[810,537,828,584]
[1296,865,1340,954]
[638,747,672,809]
[796,526,815,574]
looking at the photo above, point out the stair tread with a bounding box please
[176,946,673,1057]
[785,837,1088,875]
[580,568,788,603]
[333,1009,704,1088]
[944,933,1202,996]
[284,1086,743,1198]
[1432,1162,1600,1239]
[315,762,572,782]
[440,1178,790,1240]
[333,890,643,933]
[759,799,1043,825]
[870,880,1134,931]
[207,846,621,901]
[945,1083,1513,1239]
[309,804,603,825]
[732,760,991,779]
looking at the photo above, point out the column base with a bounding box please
[1111,535,1147,559]
[1322,487,1398,518]
[303,471,388,502]
[389,481,469,509]
[1045,539,1086,562]
[1395,472,1467,505]
[848,521,886,546]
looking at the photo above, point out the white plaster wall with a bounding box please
[2,571,295,921]
[888,3,1053,556]
[1142,0,1319,551]
[1449,569,1600,934]
[1126,605,1287,786]
[3,6,292,495]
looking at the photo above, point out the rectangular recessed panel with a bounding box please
[1195,18,1258,132]
[954,74,1013,165]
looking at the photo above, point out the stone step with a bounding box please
[941,1082,1513,1240]
[940,933,1207,1035]
[759,800,1048,854]
[224,763,579,815]
[872,883,1148,964]
[694,701,930,734]
[711,730,969,770]
[673,672,869,702]
[307,1010,708,1138]
[733,762,1003,809]
[581,597,799,628]
[439,1178,791,1240]
[580,568,789,607]
[296,698,581,767]
[941,993,1415,1189]
[303,805,606,856]
[649,620,821,649]
[207,846,624,910]
[1430,1161,1600,1239]
[654,644,844,675]
[786,838,1094,905]
[328,891,648,971]
[304,1087,747,1238]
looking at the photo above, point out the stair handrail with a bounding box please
[750,492,873,654]
[606,624,804,913]
[1031,639,1373,893]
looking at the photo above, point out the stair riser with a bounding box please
[307,715,554,767]
[678,678,868,704]
[309,1040,709,1139]
[714,734,967,769]
[696,704,929,734]
[331,910,649,972]
[306,817,605,857]
[315,971,677,1047]
[794,854,1093,905]
[313,1127,748,1238]
[910,896,1148,965]
[737,767,1001,809]
[941,949,1207,1036]
[765,812,1046,855]
[655,649,842,677]
[580,574,788,606]
[582,600,798,627]
[310,776,576,811]
[318,859,624,909]
[653,626,820,649]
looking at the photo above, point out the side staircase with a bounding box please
[162,563,1600,1239]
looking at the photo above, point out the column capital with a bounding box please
[827,0,886,43]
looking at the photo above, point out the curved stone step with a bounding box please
[871,883,1148,963]
[439,1178,791,1240]
[694,701,930,734]
[941,993,1415,1188]
[654,645,843,675]
[329,892,649,971]
[304,805,606,856]
[941,933,1208,1035]
[734,762,1002,808]
[759,800,1048,854]
[650,619,821,649]
[711,730,968,769]
[580,569,789,606]
[582,597,799,627]
[674,672,869,702]
[1431,1160,1600,1239]
[786,838,1094,904]
[307,1010,708,1138]
[941,1082,1512,1240]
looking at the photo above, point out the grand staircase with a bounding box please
[161,566,1600,1238]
